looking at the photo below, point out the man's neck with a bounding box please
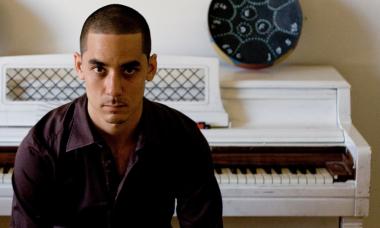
[94,112,142,176]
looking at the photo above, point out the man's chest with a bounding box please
[56,147,176,205]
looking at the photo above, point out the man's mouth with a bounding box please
[102,104,127,112]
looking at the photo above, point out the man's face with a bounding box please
[74,33,156,131]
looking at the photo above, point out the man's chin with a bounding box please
[104,114,128,125]
[105,118,127,125]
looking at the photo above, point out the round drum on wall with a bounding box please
[208,0,303,69]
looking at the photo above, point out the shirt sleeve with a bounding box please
[11,137,55,228]
[175,125,223,228]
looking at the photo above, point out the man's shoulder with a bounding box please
[142,98,207,147]
[26,96,85,145]
[143,98,196,128]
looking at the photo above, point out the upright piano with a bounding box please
[0,55,371,228]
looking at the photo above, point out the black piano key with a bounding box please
[289,167,297,174]
[308,167,317,174]
[264,167,272,174]
[298,167,307,174]
[239,168,247,174]
[3,166,9,173]
[249,167,257,174]
[273,167,282,174]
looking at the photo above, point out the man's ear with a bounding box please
[74,52,85,80]
[146,54,157,81]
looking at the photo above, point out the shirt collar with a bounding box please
[66,95,100,152]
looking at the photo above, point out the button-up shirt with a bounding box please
[11,95,223,228]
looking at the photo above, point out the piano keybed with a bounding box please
[0,146,354,186]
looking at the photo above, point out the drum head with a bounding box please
[208,0,303,69]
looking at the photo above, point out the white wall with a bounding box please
[0,0,379,227]
[0,0,217,56]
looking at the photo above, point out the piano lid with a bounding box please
[200,64,352,145]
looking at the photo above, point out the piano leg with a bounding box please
[339,217,363,228]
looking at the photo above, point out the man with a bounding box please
[11,4,223,228]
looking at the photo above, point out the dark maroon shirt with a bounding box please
[11,95,223,228]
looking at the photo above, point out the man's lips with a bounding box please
[102,104,127,112]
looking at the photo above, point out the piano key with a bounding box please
[228,168,238,184]
[214,170,221,184]
[297,170,307,184]
[271,168,282,184]
[317,168,333,184]
[280,168,291,184]
[220,168,230,184]
[3,168,13,184]
[308,167,317,174]
[289,167,297,174]
[248,167,256,174]
[263,167,272,174]
[0,168,4,184]
[298,166,307,174]
[306,169,317,184]
[236,168,247,184]
[273,167,282,174]
[246,168,256,184]
[314,168,326,184]
[239,167,247,174]
[256,168,271,184]
[282,168,298,184]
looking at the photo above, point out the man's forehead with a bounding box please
[81,32,147,64]
[83,32,143,52]
[84,32,143,52]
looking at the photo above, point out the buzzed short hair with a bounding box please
[80,4,151,56]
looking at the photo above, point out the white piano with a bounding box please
[0,55,371,228]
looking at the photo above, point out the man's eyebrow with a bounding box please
[121,60,141,68]
[88,59,106,66]
[87,59,141,68]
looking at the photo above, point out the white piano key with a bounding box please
[0,168,4,184]
[3,168,13,184]
[256,168,271,184]
[315,168,326,184]
[271,168,282,184]
[253,168,264,184]
[280,168,291,184]
[297,170,307,184]
[220,168,230,184]
[306,169,317,184]
[214,170,221,184]
[246,168,256,184]
[317,168,333,184]
[228,168,238,184]
[236,168,247,184]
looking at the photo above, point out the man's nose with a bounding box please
[105,71,123,96]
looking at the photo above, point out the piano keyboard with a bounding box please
[214,167,334,185]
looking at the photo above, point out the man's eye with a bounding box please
[93,66,105,74]
[123,68,137,75]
